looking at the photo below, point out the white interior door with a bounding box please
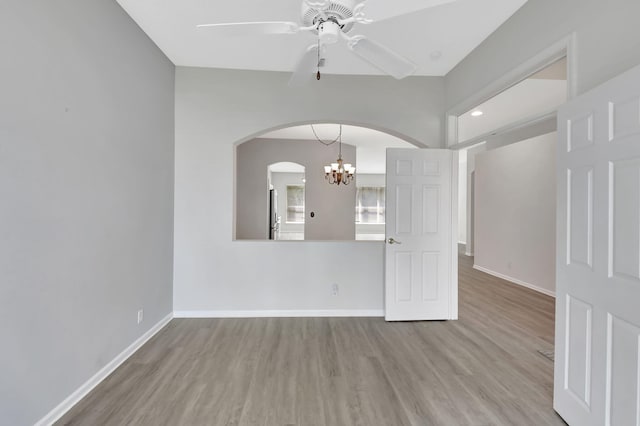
[385,148,458,321]
[555,63,640,425]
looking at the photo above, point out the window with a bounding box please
[286,185,305,223]
[356,187,385,224]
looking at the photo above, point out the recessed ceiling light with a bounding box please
[471,110,484,117]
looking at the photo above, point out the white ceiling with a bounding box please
[261,124,416,174]
[116,0,528,77]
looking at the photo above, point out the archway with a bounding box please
[234,123,417,241]
[267,162,305,241]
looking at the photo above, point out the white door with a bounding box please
[555,64,640,425]
[385,148,458,321]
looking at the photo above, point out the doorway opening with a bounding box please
[454,51,569,381]
[448,58,570,426]
[268,162,306,240]
[456,55,567,295]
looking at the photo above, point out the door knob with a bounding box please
[387,238,402,245]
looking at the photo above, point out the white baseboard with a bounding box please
[173,309,385,318]
[35,312,174,426]
[473,265,556,298]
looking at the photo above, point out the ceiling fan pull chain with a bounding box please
[316,39,321,80]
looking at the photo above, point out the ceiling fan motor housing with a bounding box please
[301,0,357,33]
[318,20,341,44]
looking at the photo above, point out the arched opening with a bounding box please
[267,162,305,241]
[232,120,427,150]
[235,123,417,241]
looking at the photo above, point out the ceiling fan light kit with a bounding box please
[195,0,450,86]
[317,19,342,45]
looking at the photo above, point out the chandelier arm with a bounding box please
[326,172,335,184]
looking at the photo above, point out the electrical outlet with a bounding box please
[332,283,339,296]
[137,309,144,324]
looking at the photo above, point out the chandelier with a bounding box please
[312,124,355,186]
[324,138,355,185]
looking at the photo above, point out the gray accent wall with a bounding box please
[0,1,175,425]
[446,0,640,109]
[236,138,357,240]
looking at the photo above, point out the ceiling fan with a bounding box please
[197,0,454,86]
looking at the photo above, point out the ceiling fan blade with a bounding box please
[354,0,456,23]
[288,45,320,87]
[348,37,417,79]
[196,22,300,37]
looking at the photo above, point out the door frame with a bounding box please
[448,35,576,263]
[445,34,577,149]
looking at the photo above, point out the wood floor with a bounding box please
[58,255,566,426]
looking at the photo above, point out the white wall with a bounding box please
[174,67,445,313]
[474,133,556,295]
[0,1,175,425]
[446,0,640,109]
[236,138,356,240]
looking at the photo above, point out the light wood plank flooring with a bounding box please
[58,255,566,425]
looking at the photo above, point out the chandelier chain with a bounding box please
[310,124,342,146]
